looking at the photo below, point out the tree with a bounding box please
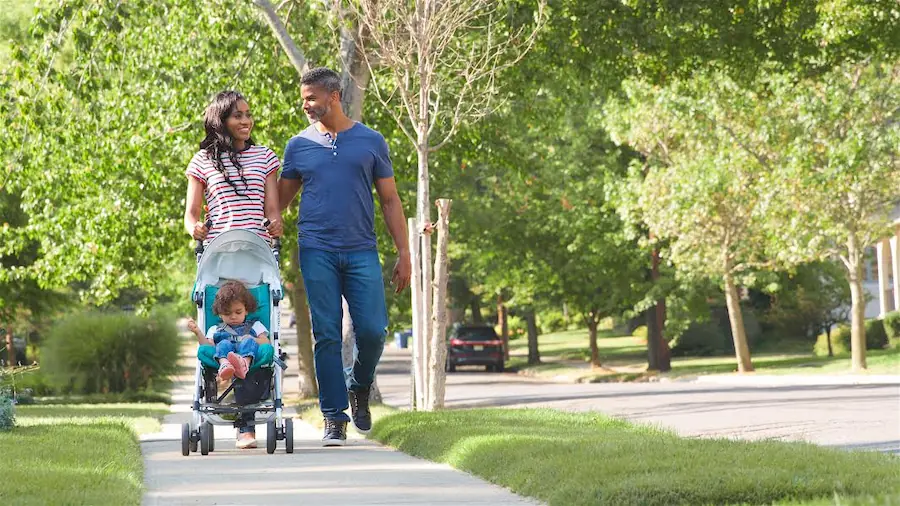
[342,0,544,410]
[772,60,900,370]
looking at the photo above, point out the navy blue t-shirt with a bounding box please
[281,122,394,251]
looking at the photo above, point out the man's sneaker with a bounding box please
[322,419,347,447]
[349,388,372,434]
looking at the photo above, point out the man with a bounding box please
[278,67,411,446]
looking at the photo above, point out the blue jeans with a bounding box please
[299,248,388,422]
[214,339,259,434]
[214,338,259,360]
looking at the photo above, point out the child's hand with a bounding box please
[187,318,199,334]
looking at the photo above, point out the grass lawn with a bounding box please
[507,329,900,382]
[371,408,900,506]
[0,403,169,506]
[295,398,398,433]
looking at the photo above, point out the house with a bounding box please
[869,203,900,318]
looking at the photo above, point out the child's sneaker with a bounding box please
[236,432,257,449]
[227,352,249,379]
[218,361,235,381]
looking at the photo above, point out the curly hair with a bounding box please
[212,280,258,316]
[301,67,342,96]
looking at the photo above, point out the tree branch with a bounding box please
[252,0,309,75]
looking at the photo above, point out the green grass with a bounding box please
[295,398,398,433]
[0,403,169,506]
[508,329,900,382]
[370,409,900,506]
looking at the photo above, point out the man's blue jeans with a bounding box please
[299,248,388,422]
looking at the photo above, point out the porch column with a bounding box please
[892,227,900,312]
[876,239,890,317]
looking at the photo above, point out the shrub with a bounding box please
[632,325,648,339]
[41,308,180,395]
[882,311,900,341]
[814,319,890,357]
[506,315,526,339]
[538,310,568,334]
[670,322,726,356]
[0,393,14,431]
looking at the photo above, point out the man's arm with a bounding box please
[277,177,302,212]
[374,177,411,293]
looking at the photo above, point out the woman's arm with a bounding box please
[264,172,283,237]
[184,177,208,239]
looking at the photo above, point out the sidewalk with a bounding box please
[141,316,539,506]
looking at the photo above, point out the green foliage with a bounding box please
[537,309,568,334]
[41,309,179,394]
[671,306,762,357]
[815,320,890,357]
[0,393,14,430]
[631,325,647,339]
[881,311,900,341]
[761,261,851,341]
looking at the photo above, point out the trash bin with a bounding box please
[394,330,413,349]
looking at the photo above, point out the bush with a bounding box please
[41,308,180,395]
[0,394,14,431]
[814,319,890,357]
[538,310,568,334]
[506,315,526,339]
[670,322,726,356]
[882,311,900,341]
[670,306,763,357]
[632,325,648,339]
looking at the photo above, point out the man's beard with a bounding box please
[306,104,330,123]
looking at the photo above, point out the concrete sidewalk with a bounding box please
[141,318,538,506]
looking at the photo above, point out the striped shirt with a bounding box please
[186,145,280,242]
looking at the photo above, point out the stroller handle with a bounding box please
[263,219,282,254]
[194,219,213,256]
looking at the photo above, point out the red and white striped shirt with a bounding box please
[186,146,280,242]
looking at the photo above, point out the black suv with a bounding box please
[445,324,505,373]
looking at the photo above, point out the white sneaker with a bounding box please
[236,432,257,449]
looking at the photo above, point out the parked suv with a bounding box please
[445,323,505,373]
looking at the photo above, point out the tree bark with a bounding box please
[647,245,671,371]
[291,249,318,398]
[826,326,834,358]
[408,217,423,409]
[723,274,754,373]
[4,328,13,366]
[469,296,483,323]
[498,295,509,361]
[426,199,452,410]
[587,317,601,369]
[415,131,433,408]
[525,310,540,365]
[847,233,867,370]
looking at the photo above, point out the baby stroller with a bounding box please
[180,223,294,455]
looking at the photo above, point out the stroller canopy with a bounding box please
[195,229,281,289]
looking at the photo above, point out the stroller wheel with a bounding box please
[208,424,215,452]
[266,420,277,454]
[181,423,191,456]
[285,418,294,454]
[200,422,211,455]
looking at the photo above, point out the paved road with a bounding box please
[376,347,900,453]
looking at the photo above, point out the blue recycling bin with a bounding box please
[394,330,413,349]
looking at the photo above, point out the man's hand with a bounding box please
[391,250,412,293]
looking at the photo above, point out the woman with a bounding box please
[183,90,283,449]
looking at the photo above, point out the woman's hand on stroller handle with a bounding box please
[263,217,283,239]
[192,219,211,240]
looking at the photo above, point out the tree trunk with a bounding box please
[408,217,423,410]
[723,274,754,373]
[587,317,601,369]
[647,245,671,371]
[252,0,308,75]
[415,135,433,408]
[469,297,483,323]
[525,310,540,365]
[498,295,509,361]
[426,199,452,411]
[291,249,318,398]
[826,326,834,358]
[846,234,867,370]
[5,328,13,366]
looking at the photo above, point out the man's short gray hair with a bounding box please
[301,67,342,96]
